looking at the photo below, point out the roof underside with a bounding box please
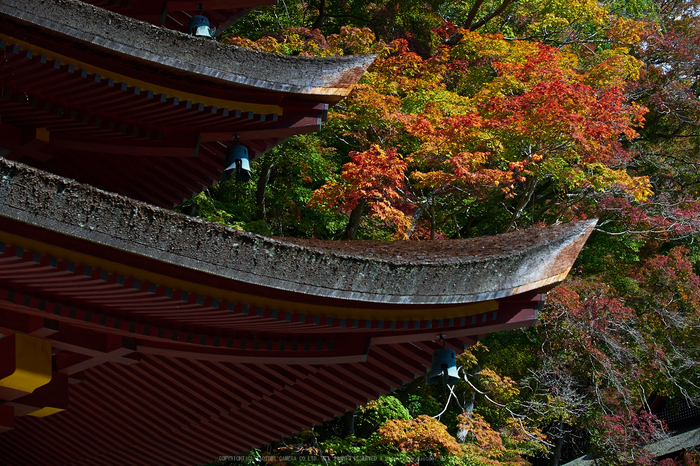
[0,0,373,208]
[0,160,596,465]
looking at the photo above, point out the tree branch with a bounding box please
[471,0,519,30]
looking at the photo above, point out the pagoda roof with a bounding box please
[0,0,373,207]
[1,0,370,97]
[0,159,597,465]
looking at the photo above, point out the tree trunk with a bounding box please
[405,207,424,239]
[429,193,436,240]
[256,160,274,221]
[501,176,537,233]
[344,199,366,240]
[312,0,327,29]
[342,411,355,437]
[457,217,473,238]
[549,422,566,466]
[463,0,485,29]
[470,0,519,30]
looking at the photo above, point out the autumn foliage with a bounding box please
[378,415,464,459]
[305,31,651,238]
[309,145,411,235]
[200,0,700,464]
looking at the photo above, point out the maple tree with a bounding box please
[309,145,410,238]
[303,30,649,239]
[378,415,464,460]
[516,247,700,463]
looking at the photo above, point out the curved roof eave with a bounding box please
[0,0,375,97]
[0,159,597,307]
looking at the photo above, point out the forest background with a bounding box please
[194,0,700,464]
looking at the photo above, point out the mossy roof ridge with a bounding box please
[0,158,596,304]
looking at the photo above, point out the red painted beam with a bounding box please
[0,404,13,433]
[50,133,201,158]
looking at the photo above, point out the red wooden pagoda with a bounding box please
[0,0,597,464]
[0,0,373,208]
